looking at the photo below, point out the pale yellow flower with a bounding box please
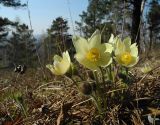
[141,63,152,73]
[108,34,120,50]
[72,30,113,71]
[108,34,114,44]
[46,51,71,75]
[114,37,139,67]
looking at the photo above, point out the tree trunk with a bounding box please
[149,29,153,51]
[131,0,142,51]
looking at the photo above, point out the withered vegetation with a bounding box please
[0,54,160,125]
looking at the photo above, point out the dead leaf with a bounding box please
[56,102,73,125]
[148,107,160,115]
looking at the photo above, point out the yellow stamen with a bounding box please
[121,52,132,65]
[86,48,100,62]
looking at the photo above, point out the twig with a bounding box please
[33,81,62,92]
[26,0,46,79]
[0,86,10,92]
[72,98,92,108]
[66,0,75,35]
[106,87,127,94]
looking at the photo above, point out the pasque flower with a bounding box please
[141,63,152,73]
[72,30,113,71]
[114,37,139,67]
[108,34,120,50]
[46,51,71,75]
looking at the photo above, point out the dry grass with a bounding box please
[0,55,160,125]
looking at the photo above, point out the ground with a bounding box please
[0,54,160,125]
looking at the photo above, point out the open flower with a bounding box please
[46,51,71,75]
[114,37,139,67]
[72,30,113,71]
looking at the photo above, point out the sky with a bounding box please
[0,0,88,35]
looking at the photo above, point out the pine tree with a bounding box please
[0,17,17,42]
[0,0,26,7]
[45,17,72,62]
[76,0,130,41]
[0,0,26,67]
[76,0,148,51]
[147,0,160,51]
[8,24,37,67]
[0,0,26,42]
[76,0,106,37]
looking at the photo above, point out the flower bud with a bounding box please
[79,82,92,95]
[118,73,127,80]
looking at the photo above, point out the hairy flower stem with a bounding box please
[91,95,103,115]
[125,67,129,76]
[93,71,107,114]
[99,67,105,87]
[99,67,107,111]
[93,71,99,84]
[109,64,113,81]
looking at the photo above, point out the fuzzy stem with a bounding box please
[99,67,107,111]
[93,71,102,107]
[125,67,129,76]
[91,95,102,115]
[108,64,113,81]
[99,67,105,87]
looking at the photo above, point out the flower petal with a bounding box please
[88,30,101,48]
[53,55,62,62]
[108,34,114,43]
[115,40,125,55]
[123,37,131,46]
[114,55,123,66]
[127,56,139,67]
[98,52,112,67]
[114,54,139,67]
[130,43,138,57]
[46,64,61,75]
[72,35,88,54]
[63,51,70,62]
[104,43,113,53]
[75,53,99,71]
[123,37,131,52]
[56,59,70,75]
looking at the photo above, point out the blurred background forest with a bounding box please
[0,0,160,69]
